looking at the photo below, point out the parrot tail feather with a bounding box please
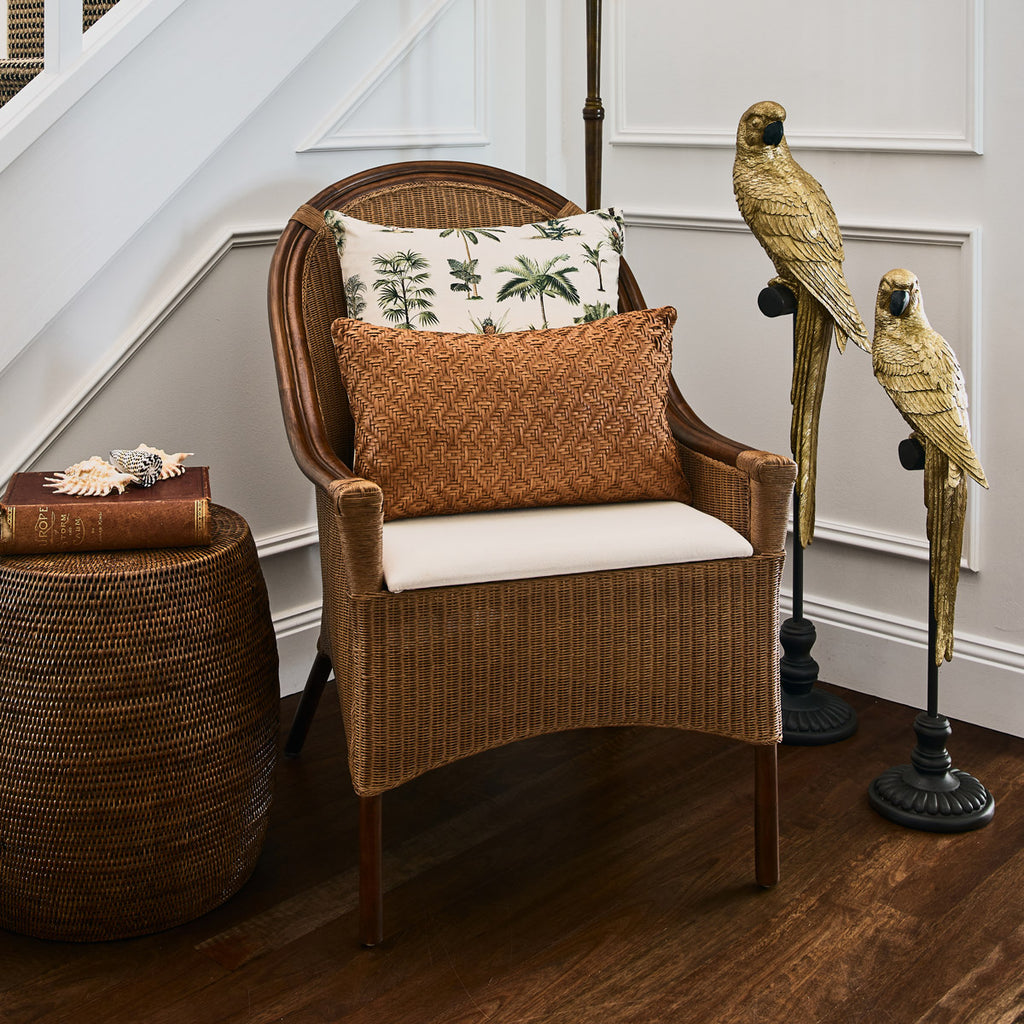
[925,444,967,664]
[790,290,833,547]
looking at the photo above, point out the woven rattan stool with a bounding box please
[0,505,279,941]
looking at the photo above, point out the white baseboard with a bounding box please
[265,585,1024,737]
[272,601,322,698]
[788,590,1024,739]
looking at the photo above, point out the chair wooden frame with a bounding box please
[268,160,796,946]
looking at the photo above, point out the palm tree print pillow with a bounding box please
[323,208,625,333]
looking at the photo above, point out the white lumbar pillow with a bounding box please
[381,500,753,593]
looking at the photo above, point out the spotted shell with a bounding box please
[44,456,135,497]
[110,448,163,488]
[134,443,193,479]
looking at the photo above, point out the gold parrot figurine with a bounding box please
[872,268,988,664]
[733,100,871,546]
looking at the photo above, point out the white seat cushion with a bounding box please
[381,500,753,593]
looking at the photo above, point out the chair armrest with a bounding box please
[736,450,796,555]
[668,385,794,555]
[325,476,385,595]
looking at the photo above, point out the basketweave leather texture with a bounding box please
[331,306,690,521]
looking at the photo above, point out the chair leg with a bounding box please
[359,794,384,947]
[284,651,332,758]
[754,744,780,887]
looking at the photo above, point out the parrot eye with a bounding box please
[890,290,911,317]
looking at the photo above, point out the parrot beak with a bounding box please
[763,120,784,146]
[890,290,911,317]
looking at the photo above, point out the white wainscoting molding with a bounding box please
[1,225,283,488]
[271,598,323,642]
[608,0,983,155]
[266,580,1024,706]
[625,209,983,570]
[271,582,1024,710]
[256,523,320,559]
[809,518,930,564]
[782,586,1024,737]
[271,598,323,697]
[298,0,488,153]
[784,589,1024,678]
[271,587,1024,712]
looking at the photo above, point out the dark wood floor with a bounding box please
[1,681,1022,1024]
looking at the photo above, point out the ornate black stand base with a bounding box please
[869,712,994,832]
[780,615,858,745]
[756,283,858,746]
[783,689,859,744]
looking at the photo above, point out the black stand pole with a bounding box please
[867,438,994,831]
[759,284,858,745]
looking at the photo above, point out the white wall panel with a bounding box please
[300,0,488,152]
[609,0,982,153]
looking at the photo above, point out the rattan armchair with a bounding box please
[267,160,796,946]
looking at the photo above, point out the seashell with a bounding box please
[44,456,135,497]
[134,443,193,479]
[110,448,163,488]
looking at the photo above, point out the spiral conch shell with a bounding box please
[109,448,163,487]
[109,443,193,487]
[133,443,192,480]
[44,456,135,496]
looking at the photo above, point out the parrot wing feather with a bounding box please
[874,331,987,487]
[738,165,868,352]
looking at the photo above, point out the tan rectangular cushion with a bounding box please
[382,501,752,592]
[331,306,690,521]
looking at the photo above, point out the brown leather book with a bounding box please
[0,466,212,555]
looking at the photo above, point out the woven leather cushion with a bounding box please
[332,306,690,521]
[323,208,623,333]
[382,500,752,592]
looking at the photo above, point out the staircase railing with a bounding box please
[1,0,119,105]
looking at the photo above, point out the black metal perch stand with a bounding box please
[867,437,994,831]
[758,284,858,744]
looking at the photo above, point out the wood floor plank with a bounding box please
[0,682,1021,1024]
[904,843,1024,1024]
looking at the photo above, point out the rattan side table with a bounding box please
[0,504,279,941]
